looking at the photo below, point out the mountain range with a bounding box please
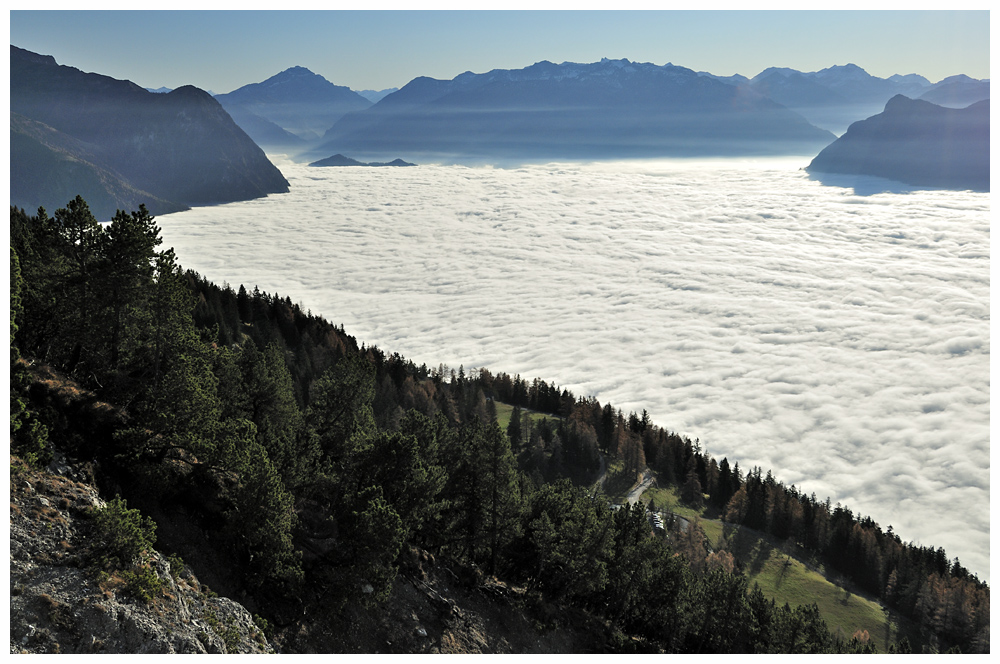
[9,46,991,212]
[10,46,289,220]
[313,58,837,162]
[714,63,989,135]
[207,58,986,165]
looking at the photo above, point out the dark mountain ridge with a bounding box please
[10,45,289,220]
[313,58,835,162]
[806,95,989,191]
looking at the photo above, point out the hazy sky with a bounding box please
[9,9,990,94]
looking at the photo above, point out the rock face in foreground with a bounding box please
[10,45,289,220]
[9,457,273,654]
[806,96,989,191]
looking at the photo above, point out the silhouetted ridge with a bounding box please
[10,45,288,219]
[806,95,989,191]
[309,153,416,167]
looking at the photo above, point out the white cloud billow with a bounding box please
[159,157,990,581]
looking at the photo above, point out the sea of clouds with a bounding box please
[158,157,990,581]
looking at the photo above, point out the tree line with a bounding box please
[10,198,987,653]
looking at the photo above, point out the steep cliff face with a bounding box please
[10,45,289,220]
[9,456,274,654]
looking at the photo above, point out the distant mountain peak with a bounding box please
[167,84,214,101]
[883,93,922,111]
[262,66,327,86]
[936,73,977,85]
[751,66,800,82]
[813,63,873,80]
[888,73,931,87]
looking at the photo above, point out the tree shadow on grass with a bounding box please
[724,524,775,577]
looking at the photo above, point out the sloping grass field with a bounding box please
[634,479,925,651]
[721,524,926,651]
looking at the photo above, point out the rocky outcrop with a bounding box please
[9,456,274,654]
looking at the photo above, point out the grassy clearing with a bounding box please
[494,402,562,432]
[639,484,722,521]
[699,519,725,550]
[720,524,925,652]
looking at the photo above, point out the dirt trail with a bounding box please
[625,471,656,505]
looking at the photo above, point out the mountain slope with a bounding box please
[806,96,989,191]
[11,112,184,217]
[10,45,289,220]
[314,58,835,162]
[215,66,372,145]
[219,104,308,151]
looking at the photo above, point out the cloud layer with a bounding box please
[159,157,990,580]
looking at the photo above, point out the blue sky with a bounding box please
[9,9,990,94]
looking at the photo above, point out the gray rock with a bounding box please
[10,464,275,654]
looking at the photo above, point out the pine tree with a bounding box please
[98,205,162,376]
[240,343,312,488]
[507,405,523,451]
[307,352,376,474]
[227,439,303,590]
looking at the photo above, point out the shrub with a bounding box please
[166,553,186,580]
[91,495,157,569]
[121,566,165,604]
[253,613,273,639]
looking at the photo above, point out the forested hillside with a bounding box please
[10,199,989,653]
